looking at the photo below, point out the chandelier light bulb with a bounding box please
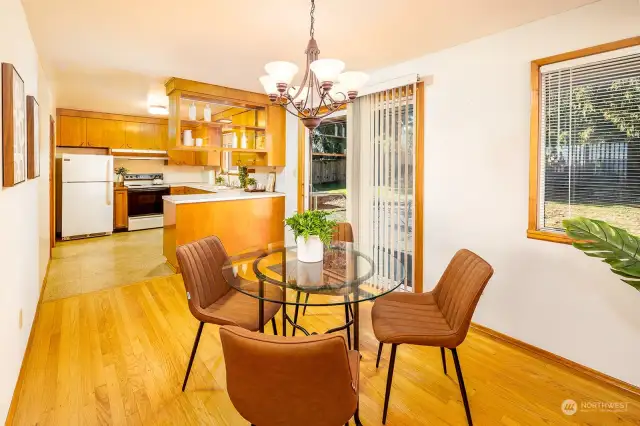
[259,75,278,95]
[338,71,369,95]
[265,61,299,90]
[310,59,345,89]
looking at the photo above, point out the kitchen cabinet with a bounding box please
[265,105,286,166]
[113,186,128,229]
[170,186,185,195]
[86,118,126,148]
[58,116,87,147]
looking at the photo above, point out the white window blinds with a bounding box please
[538,48,640,235]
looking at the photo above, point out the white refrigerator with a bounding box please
[61,154,114,239]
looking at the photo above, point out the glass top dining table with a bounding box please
[223,242,406,351]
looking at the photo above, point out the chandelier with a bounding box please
[258,0,369,130]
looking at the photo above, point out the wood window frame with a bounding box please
[527,36,640,244]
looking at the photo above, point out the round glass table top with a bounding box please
[223,242,406,306]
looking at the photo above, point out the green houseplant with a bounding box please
[563,217,640,291]
[285,210,337,263]
[246,177,257,191]
[238,165,249,188]
[114,166,128,185]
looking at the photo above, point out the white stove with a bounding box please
[123,174,169,231]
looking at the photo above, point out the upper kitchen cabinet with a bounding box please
[165,78,286,166]
[57,109,169,151]
[58,116,87,147]
[86,118,126,148]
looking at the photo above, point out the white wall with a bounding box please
[113,158,209,183]
[365,0,640,386]
[0,0,55,420]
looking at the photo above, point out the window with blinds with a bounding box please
[538,47,640,235]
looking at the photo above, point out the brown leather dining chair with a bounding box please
[177,236,283,392]
[371,249,494,426]
[220,325,362,426]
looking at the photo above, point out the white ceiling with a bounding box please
[22,0,597,117]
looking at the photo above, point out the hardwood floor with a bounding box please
[11,274,640,425]
[44,229,173,301]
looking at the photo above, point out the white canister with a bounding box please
[232,133,239,148]
[195,138,203,147]
[241,132,248,149]
[296,235,324,263]
[203,104,211,122]
[188,102,196,121]
[183,130,194,146]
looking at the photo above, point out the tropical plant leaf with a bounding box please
[284,210,338,247]
[563,217,640,292]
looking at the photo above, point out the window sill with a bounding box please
[526,229,573,244]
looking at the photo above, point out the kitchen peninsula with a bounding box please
[163,189,285,271]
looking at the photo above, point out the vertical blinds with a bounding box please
[538,49,640,235]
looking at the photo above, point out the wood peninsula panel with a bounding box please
[163,196,285,270]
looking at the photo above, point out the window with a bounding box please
[529,38,640,243]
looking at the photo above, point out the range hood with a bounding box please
[111,149,169,160]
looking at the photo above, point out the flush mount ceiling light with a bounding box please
[216,118,233,124]
[148,105,168,115]
[259,0,368,130]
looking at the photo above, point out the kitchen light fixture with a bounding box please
[216,118,233,124]
[258,0,368,130]
[148,105,168,115]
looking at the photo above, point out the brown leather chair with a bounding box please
[177,236,283,392]
[371,249,494,425]
[219,325,362,426]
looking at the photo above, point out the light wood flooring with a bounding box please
[12,274,640,425]
[44,230,173,301]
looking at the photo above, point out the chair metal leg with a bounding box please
[182,321,204,392]
[344,296,351,350]
[303,293,310,315]
[376,342,384,369]
[354,404,363,426]
[293,291,301,336]
[451,348,473,426]
[382,344,398,424]
[271,317,278,335]
[440,347,447,375]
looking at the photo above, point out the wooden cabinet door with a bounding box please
[265,105,286,166]
[124,122,143,149]
[157,124,168,151]
[113,188,128,229]
[58,116,86,147]
[86,118,126,148]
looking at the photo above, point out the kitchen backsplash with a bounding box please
[114,159,208,183]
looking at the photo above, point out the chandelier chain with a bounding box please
[310,0,315,38]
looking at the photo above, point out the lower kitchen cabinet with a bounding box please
[114,186,128,229]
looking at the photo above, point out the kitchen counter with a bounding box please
[163,187,285,271]
[163,189,284,205]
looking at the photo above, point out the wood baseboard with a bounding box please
[5,259,51,425]
[470,322,640,398]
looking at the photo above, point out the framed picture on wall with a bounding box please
[27,95,40,179]
[2,63,27,187]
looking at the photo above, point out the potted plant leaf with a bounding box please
[114,166,128,186]
[563,217,640,291]
[246,177,257,191]
[285,210,337,263]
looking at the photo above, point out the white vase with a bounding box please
[203,104,211,122]
[188,102,196,120]
[296,259,323,289]
[296,235,324,263]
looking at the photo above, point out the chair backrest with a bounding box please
[176,236,234,319]
[220,326,358,426]
[432,249,494,346]
[332,222,354,243]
